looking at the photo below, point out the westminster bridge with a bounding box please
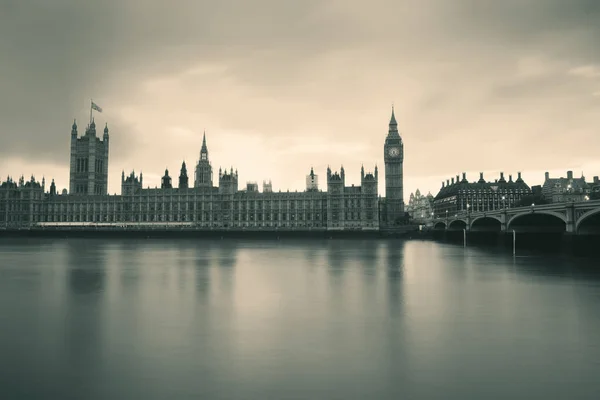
[433,199,600,235]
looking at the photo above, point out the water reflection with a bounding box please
[65,240,107,397]
[217,240,238,268]
[385,241,404,317]
[193,244,212,299]
[326,240,347,272]
[1,238,600,399]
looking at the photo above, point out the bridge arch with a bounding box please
[433,221,447,230]
[470,216,502,231]
[448,219,467,231]
[507,211,566,232]
[576,208,600,234]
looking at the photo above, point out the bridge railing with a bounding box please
[433,199,600,223]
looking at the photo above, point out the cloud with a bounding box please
[1,0,600,197]
[568,65,600,78]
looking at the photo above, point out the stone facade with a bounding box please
[433,172,531,218]
[0,176,46,226]
[2,111,406,231]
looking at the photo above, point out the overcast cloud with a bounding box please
[1,0,599,196]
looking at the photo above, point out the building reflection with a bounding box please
[326,240,348,277]
[64,240,107,396]
[385,241,405,317]
[356,240,378,279]
[193,243,214,299]
[214,241,239,303]
[217,240,238,268]
[68,242,106,295]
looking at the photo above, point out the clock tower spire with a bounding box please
[383,105,404,226]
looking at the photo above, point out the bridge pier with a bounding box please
[566,203,576,234]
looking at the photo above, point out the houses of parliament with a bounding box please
[0,109,407,231]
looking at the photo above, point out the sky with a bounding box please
[1,0,599,197]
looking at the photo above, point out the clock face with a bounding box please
[388,147,400,157]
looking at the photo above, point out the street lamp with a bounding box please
[502,195,506,210]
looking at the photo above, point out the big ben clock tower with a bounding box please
[384,106,404,225]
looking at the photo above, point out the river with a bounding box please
[0,238,599,399]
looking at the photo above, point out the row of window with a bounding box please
[3,209,378,223]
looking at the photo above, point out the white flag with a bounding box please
[91,101,103,112]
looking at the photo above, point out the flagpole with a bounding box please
[90,99,93,125]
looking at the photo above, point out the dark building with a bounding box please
[433,172,531,218]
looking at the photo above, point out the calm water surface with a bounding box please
[0,238,599,399]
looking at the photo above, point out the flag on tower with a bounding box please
[91,101,103,112]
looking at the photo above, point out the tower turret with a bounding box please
[306,167,318,191]
[179,161,189,189]
[218,166,239,195]
[122,170,143,195]
[161,169,172,189]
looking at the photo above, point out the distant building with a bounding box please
[433,172,531,218]
[541,170,592,203]
[406,189,434,221]
[591,176,600,200]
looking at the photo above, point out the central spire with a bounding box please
[389,104,397,127]
[201,130,207,151]
[387,105,400,137]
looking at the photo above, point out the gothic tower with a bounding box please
[179,161,189,189]
[161,169,172,189]
[69,119,109,195]
[194,132,213,188]
[384,106,404,225]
